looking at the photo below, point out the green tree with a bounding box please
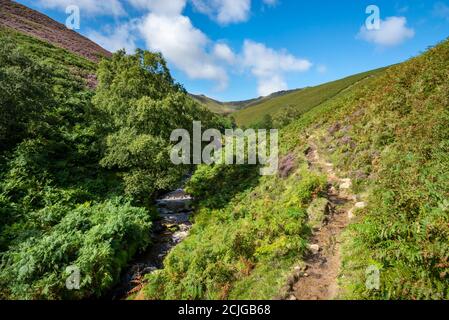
[93,49,227,204]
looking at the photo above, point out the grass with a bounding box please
[190,94,243,115]
[233,68,385,127]
[0,27,96,77]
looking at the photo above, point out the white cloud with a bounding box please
[213,43,236,64]
[257,75,287,96]
[35,0,125,16]
[127,0,186,15]
[242,40,311,77]
[87,21,139,53]
[242,40,312,96]
[191,0,251,25]
[139,13,229,90]
[82,0,234,90]
[357,16,415,47]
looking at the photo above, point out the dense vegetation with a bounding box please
[93,50,230,206]
[1,24,447,301]
[143,162,326,299]
[332,39,449,299]
[0,28,225,299]
[142,39,448,300]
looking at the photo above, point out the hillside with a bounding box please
[0,26,99,88]
[140,38,449,300]
[233,68,386,127]
[189,94,245,115]
[191,89,303,115]
[0,0,111,62]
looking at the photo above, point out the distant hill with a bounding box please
[189,94,244,115]
[190,89,303,115]
[192,69,387,126]
[232,68,386,127]
[0,0,111,62]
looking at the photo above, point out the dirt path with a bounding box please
[288,139,361,300]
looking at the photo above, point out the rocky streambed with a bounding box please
[109,187,194,300]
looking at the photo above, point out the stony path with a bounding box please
[287,139,365,300]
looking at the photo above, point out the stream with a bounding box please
[108,184,194,300]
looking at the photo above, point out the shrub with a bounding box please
[0,199,151,300]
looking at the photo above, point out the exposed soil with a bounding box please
[287,139,360,300]
[0,0,111,62]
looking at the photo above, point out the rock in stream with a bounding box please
[108,187,194,300]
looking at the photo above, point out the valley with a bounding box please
[0,0,448,302]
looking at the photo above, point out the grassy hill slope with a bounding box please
[0,26,97,87]
[0,0,111,62]
[189,94,245,115]
[191,89,303,115]
[233,68,385,127]
[141,38,449,300]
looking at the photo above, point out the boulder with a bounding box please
[355,202,367,209]
[348,202,367,220]
[157,199,192,212]
[348,208,355,220]
[308,244,320,254]
[339,178,352,190]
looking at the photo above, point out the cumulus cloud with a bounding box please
[87,21,139,53]
[213,43,236,64]
[357,16,415,47]
[80,0,293,94]
[81,0,238,90]
[34,0,125,16]
[257,75,287,96]
[139,13,229,90]
[242,40,312,96]
[191,0,251,25]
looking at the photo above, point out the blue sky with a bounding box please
[16,0,449,101]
